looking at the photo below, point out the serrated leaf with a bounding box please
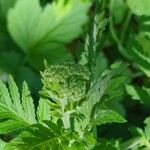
[136,34,150,56]
[90,61,128,105]
[120,137,143,150]
[21,82,36,124]
[0,120,22,134]
[121,117,150,149]
[94,141,116,150]
[0,76,36,134]
[126,38,150,77]
[37,98,51,123]
[94,52,108,81]
[76,62,128,131]
[126,85,150,105]
[5,121,74,150]
[91,109,126,126]
[139,16,150,39]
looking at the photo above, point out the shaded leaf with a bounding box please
[91,109,126,126]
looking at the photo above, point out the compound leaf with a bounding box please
[5,121,80,150]
[0,76,36,134]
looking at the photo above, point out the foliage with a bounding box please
[7,0,90,69]
[0,0,150,149]
[120,117,150,150]
[0,61,127,149]
[0,76,36,134]
[109,0,150,149]
[0,0,90,94]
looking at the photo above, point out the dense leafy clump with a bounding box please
[41,63,90,102]
[0,62,127,149]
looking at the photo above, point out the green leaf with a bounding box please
[126,85,150,105]
[94,52,108,81]
[76,62,128,131]
[0,139,6,150]
[121,117,150,149]
[144,117,150,140]
[126,38,150,77]
[91,109,126,126]
[80,13,109,80]
[136,34,150,57]
[7,0,90,67]
[90,61,128,105]
[120,137,143,150]
[21,82,36,124]
[93,139,117,150]
[0,120,23,134]
[0,76,36,134]
[120,117,150,149]
[37,98,52,124]
[127,0,150,16]
[5,121,78,150]
[110,0,128,24]
[139,16,150,39]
